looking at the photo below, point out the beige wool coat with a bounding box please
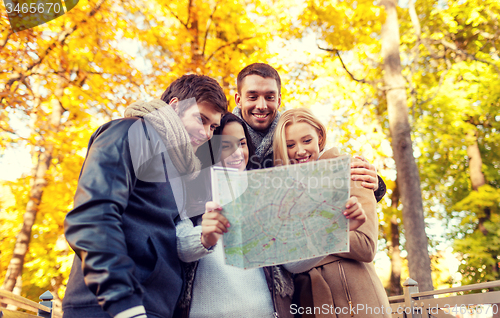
[293,148,392,318]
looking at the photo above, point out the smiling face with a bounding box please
[285,122,322,164]
[220,122,249,171]
[235,75,281,131]
[175,100,223,152]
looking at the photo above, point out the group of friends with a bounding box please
[62,63,392,318]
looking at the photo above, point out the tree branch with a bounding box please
[26,0,105,73]
[408,0,420,119]
[30,70,104,76]
[0,31,12,50]
[165,3,188,29]
[202,1,219,57]
[1,0,107,103]
[0,125,29,141]
[186,0,193,27]
[408,0,421,38]
[318,45,370,84]
[435,38,500,75]
[205,36,254,63]
[419,59,451,106]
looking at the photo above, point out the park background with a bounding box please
[0,0,499,312]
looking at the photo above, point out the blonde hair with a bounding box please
[273,108,327,166]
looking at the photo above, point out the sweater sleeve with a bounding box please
[176,218,214,263]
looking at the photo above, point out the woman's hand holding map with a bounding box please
[201,202,230,249]
[343,196,366,231]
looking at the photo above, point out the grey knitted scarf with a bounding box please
[124,99,201,180]
[233,107,280,164]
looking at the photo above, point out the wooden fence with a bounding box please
[388,278,500,318]
[0,290,61,318]
[2,278,500,317]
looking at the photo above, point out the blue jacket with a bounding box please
[63,117,183,318]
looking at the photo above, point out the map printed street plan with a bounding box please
[211,156,351,269]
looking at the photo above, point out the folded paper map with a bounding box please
[211,156,351,269]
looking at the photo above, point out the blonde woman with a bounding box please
[273,108,391,318]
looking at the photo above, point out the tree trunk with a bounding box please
[380,0,434,292]
[466,130,500,315]
[3,276,22,310]
[1,81,43,298]
[1,84,65,292]
[188,0,204,72]
[467,131,486,192]
[389,181,403,296]
[467,133,490,236]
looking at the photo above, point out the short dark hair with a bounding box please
[236,63,281,94]
[160,74,228,116]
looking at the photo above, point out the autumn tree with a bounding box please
[1,0,277,301]
[379,0,434,292]
[286,0,435,291]
[1,0,147,298]
[413,63,500,284]
[400,0,500,287]
[127,0,274,110]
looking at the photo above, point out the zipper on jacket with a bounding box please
[339,261,354,317]
[270,267,279,318]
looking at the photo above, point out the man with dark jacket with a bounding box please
[63,74,227,318]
